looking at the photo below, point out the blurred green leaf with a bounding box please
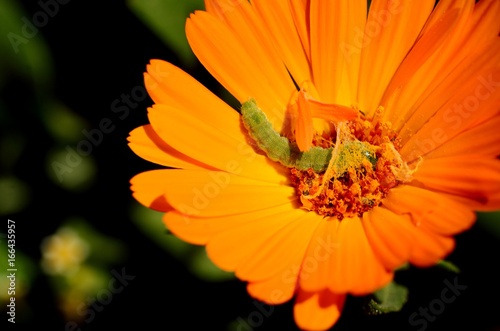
[127,0,205,67]
[366,281,409,315]
[130,201,192,257]
[436,259,460,274]
[65,264,109,294]
[0,0,53,88]
[131,202,233,281]
[0,176,30,215]
[41,101,87,143]
[189,247,234,282]
[45,147,97,192]
[477,211,500,239]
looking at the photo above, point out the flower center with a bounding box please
[289,108,416,220]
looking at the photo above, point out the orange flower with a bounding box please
[128,0,500,330]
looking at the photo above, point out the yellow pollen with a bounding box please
[289,112,416,220]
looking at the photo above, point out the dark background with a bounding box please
[1,1,499,330]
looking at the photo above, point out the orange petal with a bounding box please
[421,114,500,160]
[206,206,305,273]
[147,103,286,183]
[294,90,359,151]
[130,170,174,212]
[251,0,312,85]
[309,1,367,105]
[383,185,477,236]
[398,45,500,158]
[362,207,414,270]
[308,99,358,122]
[297,218,340,292]
[413,156,500,210]
[299,217,393,295]
[128,125,214,170]
[186,10,293,129]
[357,0,435,114]
[159,169,295,218]
[330,217,393,294]
[382,186,458,266]
[246,270,297,305]
[417,198,476,237]
[289,0,311,63]
[204,0,294,94]
[409,227,455,267]
[380,8,461,113]
[418,0,473,35]
[465,0,500,46]
[381,2,475,127]
[235,210,320,282]
[295,91,314,151]
[163,204,294,246]
[144,60,243,141]
[294,289,346,331]
[203,0,242,18]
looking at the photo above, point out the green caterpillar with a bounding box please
[240,98,333,173]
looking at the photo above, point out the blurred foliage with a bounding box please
[0,0,53,218]
[367,281,409,315]
[130,201,234,282]
[0,0,53,91]
[41,100,87,143]
[39,219,127,322]
[45,147,97,192]
[477,211,500,239]
[0,176,30,215]
[127,0,205,67]
[0,0,127,324]
[57,217,127,267]
[437,259,461,274]
[1,1,236,324]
